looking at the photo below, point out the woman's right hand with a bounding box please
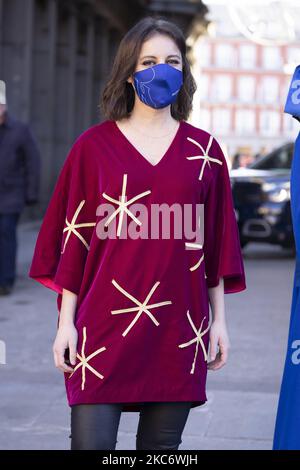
[53,322,78,373]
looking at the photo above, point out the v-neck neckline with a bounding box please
[111,119,183,168]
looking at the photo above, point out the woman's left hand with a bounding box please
[207,319,230,371]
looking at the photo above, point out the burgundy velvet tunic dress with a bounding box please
[29,119,246,412]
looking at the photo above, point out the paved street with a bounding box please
[0,220,296,450]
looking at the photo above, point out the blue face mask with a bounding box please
[132,63,183,109]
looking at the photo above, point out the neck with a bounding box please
[128,102,175,129]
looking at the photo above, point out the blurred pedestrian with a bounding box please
[239,152,254,168]
[232,147,254,169]
[0,80,40,295]
[231,152,240,169]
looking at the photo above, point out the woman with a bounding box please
[29,16,246,450]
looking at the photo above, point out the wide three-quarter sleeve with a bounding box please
[28,137,97,298]
[203,135,246,294]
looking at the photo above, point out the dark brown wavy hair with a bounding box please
[99,16,197,122]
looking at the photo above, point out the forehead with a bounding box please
[139,34,180,57]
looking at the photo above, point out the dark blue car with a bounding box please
[230,142,295,250]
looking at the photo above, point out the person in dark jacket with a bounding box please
[0,80,40,295]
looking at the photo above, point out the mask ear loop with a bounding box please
[128,72,136,94]
[171,67,183,115]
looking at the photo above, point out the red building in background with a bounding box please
[190,6,300,163]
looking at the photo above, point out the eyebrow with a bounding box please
[140,54,181,60]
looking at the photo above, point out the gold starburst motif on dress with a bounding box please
[69,326,106,391]
[186,135,223,180]
[111,279,172,337]
[178,310,212,374]
[61,200,96,253]
[185,242,206,276]
[102,174,151,237]
[185,242,207,278]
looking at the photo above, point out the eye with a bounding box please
[141,59,180,66]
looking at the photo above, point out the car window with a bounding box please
[250,144,294,170]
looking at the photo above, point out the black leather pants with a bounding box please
[70,401,192,450]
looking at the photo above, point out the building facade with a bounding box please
[190,7,300,159]
[0,0,208,216]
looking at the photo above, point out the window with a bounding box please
[199,74,209,100]
[283,113,300,134]
[260,76,279,103]
[235,110,255,134]
[238,76,256,102]
[281,77,292,103]
[212,74,232,102]
[239,45,256,69]
[199,43,211,67]
[251,144,293,170]
[262,47,282,70]
[215,44,236,68]
[212,108,231,135]
[287,47,300,67]
[259,111,280,136]
[199,108,211,131]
